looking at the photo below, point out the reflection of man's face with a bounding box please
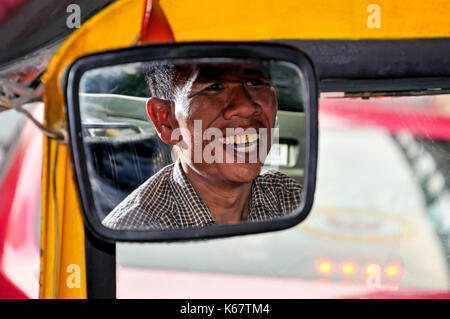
[173,62,277,185]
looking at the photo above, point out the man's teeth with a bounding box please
[218,134,259,145]
[235,143,257,153]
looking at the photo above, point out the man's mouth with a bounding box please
[218,133,259,153]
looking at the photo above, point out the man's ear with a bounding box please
[146,97,180,145]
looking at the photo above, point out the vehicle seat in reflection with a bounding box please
[83,133,173,219]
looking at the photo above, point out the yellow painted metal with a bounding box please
[160,0,450,40]
[39,0,144,299]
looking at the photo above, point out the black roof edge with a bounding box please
[273,38,450,81]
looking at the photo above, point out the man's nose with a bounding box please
[222,83,261,120]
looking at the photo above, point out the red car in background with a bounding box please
[0,103,42,298]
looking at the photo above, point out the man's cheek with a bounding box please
[262,105,277,127]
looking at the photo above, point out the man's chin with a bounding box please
[219,162,263,184]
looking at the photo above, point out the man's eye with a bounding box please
[204,83,224,91]
[246,79,268,87]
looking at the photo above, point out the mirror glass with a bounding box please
[78,57,307,230]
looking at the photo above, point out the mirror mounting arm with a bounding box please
[0,78,68,143]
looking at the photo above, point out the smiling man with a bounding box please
[102,59,302,230]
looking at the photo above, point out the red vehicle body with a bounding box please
[0,103,42,299]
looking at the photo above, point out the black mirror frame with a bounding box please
[65,41,319,243]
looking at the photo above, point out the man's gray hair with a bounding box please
[144,62,178,101]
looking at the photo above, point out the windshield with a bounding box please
[115,94,450,298]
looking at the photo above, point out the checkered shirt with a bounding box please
[102,160,302,230]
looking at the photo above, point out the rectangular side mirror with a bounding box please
[65,42,319,242]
